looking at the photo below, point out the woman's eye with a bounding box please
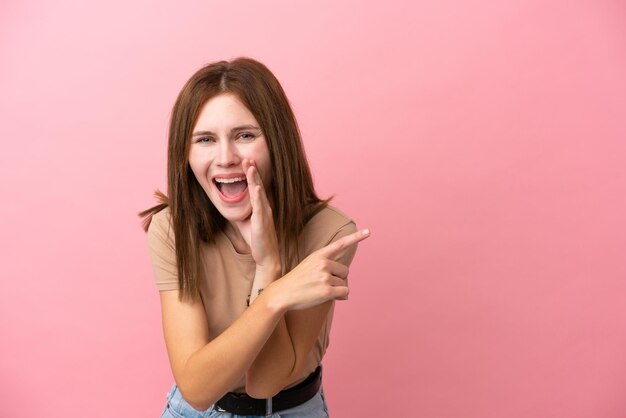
[196,137,215,143]
[238,133,255,141]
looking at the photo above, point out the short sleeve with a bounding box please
[325,221,359,268]
[146,209,180,291]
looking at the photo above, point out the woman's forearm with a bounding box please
[245,314,296,397]
[179,293,286,411]
[245,269,333,398]
[245,267,298,398]
[245,300,333,398]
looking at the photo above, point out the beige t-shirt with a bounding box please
[147,205,358,393]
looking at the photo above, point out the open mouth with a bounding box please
[214,177,248,200]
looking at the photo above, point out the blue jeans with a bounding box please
[160,384,330,418]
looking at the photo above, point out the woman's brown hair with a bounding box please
[138,57,332,301]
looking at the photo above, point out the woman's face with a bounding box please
[188,93,272,223]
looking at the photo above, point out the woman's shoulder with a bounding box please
[301,204,356,248]
[150,206,172,227]
[147,206,174,245]
[308,204,354,227]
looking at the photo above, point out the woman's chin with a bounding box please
[219,206,252,223]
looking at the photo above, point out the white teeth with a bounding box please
[215,177,246,184]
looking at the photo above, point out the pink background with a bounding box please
[1,0,625,416]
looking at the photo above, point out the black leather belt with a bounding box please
[215,366,322,415]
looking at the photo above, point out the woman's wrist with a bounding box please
[253,263,281,287]
[255,261,282,277]
[248,264,281,306]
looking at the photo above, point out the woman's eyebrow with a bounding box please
[192,125,261,137]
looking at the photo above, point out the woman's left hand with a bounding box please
[242,158,281,273]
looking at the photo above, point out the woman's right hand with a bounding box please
[267,228,370,311]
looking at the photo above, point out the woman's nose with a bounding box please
[216,140,239,166]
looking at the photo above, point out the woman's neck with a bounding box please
[224,221,251,255]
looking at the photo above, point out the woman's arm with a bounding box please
[245,223,358,398]
[159,287,283,411]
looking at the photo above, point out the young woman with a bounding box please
[140,57,370,417]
